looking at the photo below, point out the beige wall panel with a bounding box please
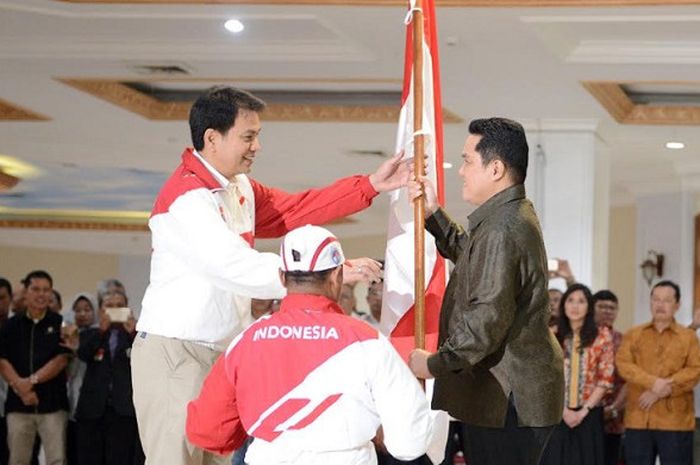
[608,205,637,332]
[0,246,120,311]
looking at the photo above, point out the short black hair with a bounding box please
[189,86,266,151]
[652,280,680,303]
[283,268,335,286]
[593,290,618,305]
[468,117,529,184]
[0,278,11,296]
[22,270,53,288]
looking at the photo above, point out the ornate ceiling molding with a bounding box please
[0,98,50,121]
[0,169,20,192]
[582,81,700,125]
[0,219,149,231]
[56,0,700,6]
[58,78,464,123]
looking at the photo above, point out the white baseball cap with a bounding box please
[280,225,345,272]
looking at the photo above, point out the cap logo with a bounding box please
[292,249,301,262]
[331,247,342,265]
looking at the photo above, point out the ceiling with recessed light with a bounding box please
[1,0,700,254]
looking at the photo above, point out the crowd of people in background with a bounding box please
[3,255,700,465]
[542,260,700,465]
[0,273,143,465]
[336,256,700,465]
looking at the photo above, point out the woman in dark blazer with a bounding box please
[75,291,142,465]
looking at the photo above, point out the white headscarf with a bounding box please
[62,292,97,327]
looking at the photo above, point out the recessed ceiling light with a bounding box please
[443,162,453,169]
[666,141,685,150]
[224,19,245,34]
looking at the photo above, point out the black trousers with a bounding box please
[440,421,468,465]
[624,428,693,465]
[463,399,554,465]
[603,432,622,465]
[376,454,432,465]
[76,407,141,465]
[66,420,78,465]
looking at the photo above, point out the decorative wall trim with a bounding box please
[0,98,50,121]
[0,207,355,230]
[0,207,150,231]
[58,78,464,123]
[56,0,700,6]
[0,219,149,231]
[582,81,700,125]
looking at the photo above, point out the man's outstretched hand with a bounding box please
[343,258,382,285]
[369,152,413,193]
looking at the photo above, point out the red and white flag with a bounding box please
[381,0,446,362]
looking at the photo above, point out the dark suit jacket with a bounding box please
[426,184,564,428]
[75,326,136,420]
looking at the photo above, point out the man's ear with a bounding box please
[203,128,219,150]
[279,269,286,288]
[491,159,508,182]
[329,266,344,298]
[334,266,344,285]
[331,265,343,286]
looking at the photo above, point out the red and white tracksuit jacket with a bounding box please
[186,294,433,465]
[137,148,378,349]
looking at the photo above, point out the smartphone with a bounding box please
[547,259,559,272]
[106,307,131,323]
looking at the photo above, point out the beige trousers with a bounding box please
[131,333,231,465]
[7,410,67,465]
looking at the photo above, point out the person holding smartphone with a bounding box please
[75,290,142,465]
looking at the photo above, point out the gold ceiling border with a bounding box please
[0,207,149,231]
[0,206,355,229]
[0,217,359,230]
[56,0,700,6]
[0,218,356,230]
[0,219,148,231]
[57,78,463,123]
[582,81,700,126]
[0,98,50,122]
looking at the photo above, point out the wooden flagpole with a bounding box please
[412,0,426,352]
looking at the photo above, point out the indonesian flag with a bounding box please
[381,0,446,362]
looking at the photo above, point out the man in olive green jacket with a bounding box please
[408,118,564,465]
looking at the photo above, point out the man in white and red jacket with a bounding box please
[186,225,433,465]
[132,87,411,465]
